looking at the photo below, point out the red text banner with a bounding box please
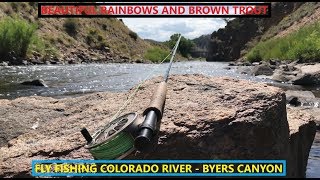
[38,3,271,18]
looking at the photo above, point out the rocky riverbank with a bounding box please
[0,48,151,66]
[231,60,320,86]
[0,74,316,177]
[230,60,320,129]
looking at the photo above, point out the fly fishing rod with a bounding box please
[134,34,182,151]
[81,34,182,159]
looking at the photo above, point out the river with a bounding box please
[0,61,276,99]
[0,61,319,177]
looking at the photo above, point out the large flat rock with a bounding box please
[0,74,316,177]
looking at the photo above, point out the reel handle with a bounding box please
[81,128,93,144]
[134,110,158,152]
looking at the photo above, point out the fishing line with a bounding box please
[85,35,182,160]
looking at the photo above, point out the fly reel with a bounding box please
[82,112,141,160]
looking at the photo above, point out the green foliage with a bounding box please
[28,35,58,58]
[0,16,37,59]
[165,34,195,58]
[144,47,170,63]
[129,30,138,41]
[246,21,320,62]
[63,18,79,36]
[247,49,262,62]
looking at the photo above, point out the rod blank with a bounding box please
[164,35,182,82]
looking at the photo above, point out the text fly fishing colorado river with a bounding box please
[0,61,319,177]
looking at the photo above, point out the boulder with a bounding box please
[285,90,315,99]
[0,75,316,177]
[29,58,45,65]
[292,73,320,85]
[291,64,320,85]
[286,90,315,107]
[242,61,252,66]
[271,63,320,85]
[272,69,291,82]
[269,59,280,66]
[252,62,260,66]
[279,64,290,71]
[251,63,274,76]
[272,69,299,83]
[293,107,320,129]
[22,60,29,66]
[286,107,317,177]
[230,61,251,66]
[236,66,253,75]
[20,79,48,87]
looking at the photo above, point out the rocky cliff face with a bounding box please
[206,2,305,62]
[0,74,316,177]
[191,34,211,58]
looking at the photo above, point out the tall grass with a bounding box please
[246,21,320,62]
[144,47,170,63]
[28,35,59,59]
[0,16,37,59]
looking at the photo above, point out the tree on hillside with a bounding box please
[165,34,195,58]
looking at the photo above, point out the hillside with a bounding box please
[206,2,320,62]
[246,3,320,62]
[0,2,165,65]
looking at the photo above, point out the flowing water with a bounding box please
[0,61,319,177]
[0,61,276,99]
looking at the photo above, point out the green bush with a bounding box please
[86,29,107,49]
[29,37,58,59]
[165,34,195,58]
[247,49,262,62]
[102,24,107,30]
[144,47,170,63]
[129,30,138,41]
[63,18,79,36]
[246,21,320,62]
[0,17,37,59]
